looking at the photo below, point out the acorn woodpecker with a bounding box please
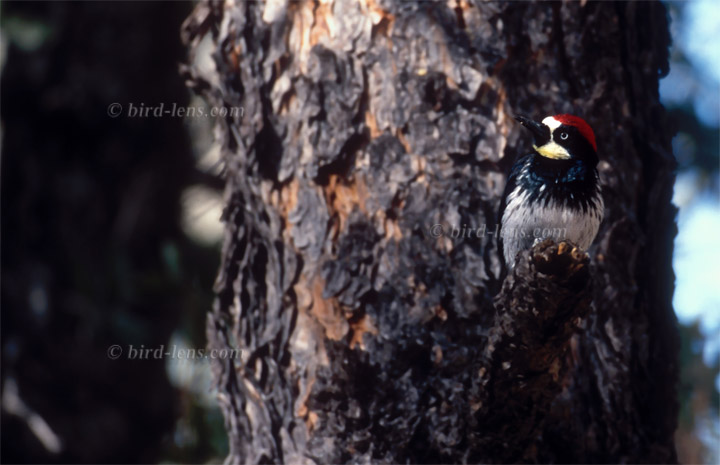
[498,114,604,268]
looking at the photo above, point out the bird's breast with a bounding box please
[501,181,603,265]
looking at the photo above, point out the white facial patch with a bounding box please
[542,116,562,132]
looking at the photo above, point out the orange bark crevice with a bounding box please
[324,173,368,238]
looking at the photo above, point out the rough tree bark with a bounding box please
[181,1,678,463]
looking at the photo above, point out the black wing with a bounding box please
[497,153,531,262]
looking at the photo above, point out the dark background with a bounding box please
[1,2,225,463]
[0,1,717,463]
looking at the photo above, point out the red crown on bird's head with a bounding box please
[551,114,597,152]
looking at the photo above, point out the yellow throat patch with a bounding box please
[533,141,571,160]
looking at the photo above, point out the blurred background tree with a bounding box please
[662,2,720,464]
[0,1,226,463]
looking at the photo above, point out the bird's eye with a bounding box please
[560,132,569,140]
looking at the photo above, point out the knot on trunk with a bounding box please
[477,240,593,461]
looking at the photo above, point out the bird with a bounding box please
[498,114,604,268]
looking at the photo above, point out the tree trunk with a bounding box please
[181,1,679,462]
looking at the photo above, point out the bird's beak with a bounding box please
[515,115,550,145]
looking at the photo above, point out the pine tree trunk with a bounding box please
[182,1,679,462]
